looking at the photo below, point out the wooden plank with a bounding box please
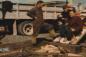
[68,53,83,57]
[13,20,17,35]
[0,49,22,57]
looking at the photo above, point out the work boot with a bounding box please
[53,37,61,43]
[60,38,70,44]
[31,37,38,46]
[49,29,57,38]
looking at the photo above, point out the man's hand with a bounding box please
[35,17,37,19]
[71,28,75,31]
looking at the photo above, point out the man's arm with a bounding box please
[27,8,36,19]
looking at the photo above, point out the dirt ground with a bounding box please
[0,35,85,57]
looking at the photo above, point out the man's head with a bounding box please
[36,1,45,8]
[69,10,75,17]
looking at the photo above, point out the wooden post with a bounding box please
[54,6,57,19]
[13,1,19,35]
[13,20,17,35]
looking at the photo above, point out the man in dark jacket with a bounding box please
[27,1,57,45]
[68,10,83,36]
[68,10,83,44]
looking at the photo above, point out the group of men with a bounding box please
[55,4,84,44]
[27,1,86,45]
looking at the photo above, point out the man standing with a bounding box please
[27,1,57,45]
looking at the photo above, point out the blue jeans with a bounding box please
[58,25,73,40]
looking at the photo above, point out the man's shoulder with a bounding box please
[73,16,80,18]
[73,16,82,21]
[31,7,38,10]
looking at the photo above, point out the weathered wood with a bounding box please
[0,49,22,57]
[68,53,83,57]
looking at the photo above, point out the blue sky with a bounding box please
[12,0,86,3]
[18,0,64,2]
[0,0,86,6]
[12,0,86,6]
[13,0,86,7]
[7,0,65,3]
[0,0,86,4]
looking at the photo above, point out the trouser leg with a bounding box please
[42,23,57,38]
[31,23,41,44]
[2,11,6,19]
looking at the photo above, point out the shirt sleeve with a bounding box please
[27,8,36,19]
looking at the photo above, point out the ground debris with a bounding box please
[0,35,85,57]
[34,44,60,54]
